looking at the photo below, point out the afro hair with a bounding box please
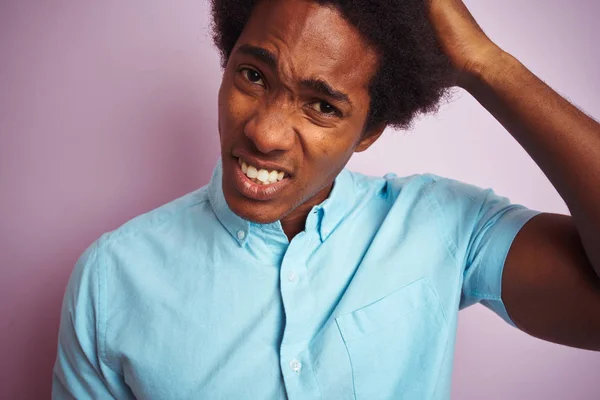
[211,0,453,132]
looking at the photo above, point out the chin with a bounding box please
[237,208,281,224]
[224,193,285,225]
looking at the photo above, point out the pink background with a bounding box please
[1,0,599,398]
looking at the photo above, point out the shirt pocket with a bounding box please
[335,277,447,400]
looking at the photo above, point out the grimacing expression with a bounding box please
[217,0,384,225]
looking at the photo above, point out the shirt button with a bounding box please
[289,359,302,373]
[287,271,297,283]
[237,230,245,240]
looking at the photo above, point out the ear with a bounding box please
[354,122,387,153]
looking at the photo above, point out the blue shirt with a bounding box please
[53,160,540,399]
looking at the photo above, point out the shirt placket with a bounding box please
[278,213,321,400]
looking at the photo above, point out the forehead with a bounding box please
[235,0,379,90]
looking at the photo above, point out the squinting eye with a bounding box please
[241,68,264,86]
[310,101,339,116]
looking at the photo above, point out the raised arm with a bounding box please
[427,0,600,350]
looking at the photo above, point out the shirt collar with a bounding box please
[208,158,355,245]
[312,167,354,242]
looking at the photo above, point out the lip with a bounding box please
[232,151,293,177]
[229,157,292,201]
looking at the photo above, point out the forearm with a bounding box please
[462,50,600,276]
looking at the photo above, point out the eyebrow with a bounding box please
[236,44,352,107]
[299,78,351,106]
[237,44,278,70]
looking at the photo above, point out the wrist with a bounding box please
[457,45,513,91]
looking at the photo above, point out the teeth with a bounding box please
[268,170,278,183]
[256,169,269,183]
[246,165,258,179]
[238,158,286,184]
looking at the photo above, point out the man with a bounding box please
[53,0,600,398]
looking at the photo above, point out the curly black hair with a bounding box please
[211,0,453,132]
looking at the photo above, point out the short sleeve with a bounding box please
[427,176,541,325]
[52,240,131,399]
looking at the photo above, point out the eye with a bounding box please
[240,68,265,86]
[309,101,340,117]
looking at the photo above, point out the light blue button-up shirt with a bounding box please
[53,160,540,399]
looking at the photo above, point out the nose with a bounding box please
[244,99,296,154]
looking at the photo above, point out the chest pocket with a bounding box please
[335,277,448,400]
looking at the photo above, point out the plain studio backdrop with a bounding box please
[1,0,599,398]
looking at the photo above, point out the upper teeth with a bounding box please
[239,158,285,184]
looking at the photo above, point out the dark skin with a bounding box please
[219,0,600,351]
[217,0,384,239]
[429,0,600,351]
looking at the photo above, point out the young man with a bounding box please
[53,0,600,398]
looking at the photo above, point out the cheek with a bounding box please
[218,72,256,130]
[223,90,258,133]
[297,135,355,196]
[303,128,359,164]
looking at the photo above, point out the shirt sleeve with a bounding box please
[52,240,126,399]
[427,176,542,326]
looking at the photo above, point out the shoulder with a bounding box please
[72,185,218,280]
[347,171,505,244]
[70,183,217,301]
[383,172,498,213]
[96,185,212,249]
[345,169,430,197]
[347,170,484,204]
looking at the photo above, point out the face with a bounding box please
[217,0,384,226]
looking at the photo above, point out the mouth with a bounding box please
[230,156,292,201]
